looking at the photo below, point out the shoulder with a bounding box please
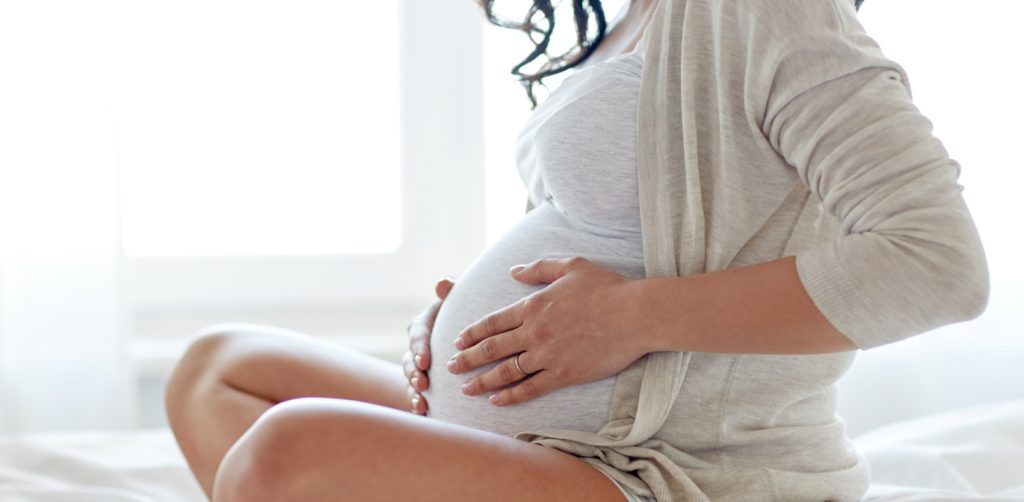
[695,0,864,55]
[709,0,850,30]
[667,0,876,53]
[679,0,907,107]
[643,0,910,126]
[661,0,889,67]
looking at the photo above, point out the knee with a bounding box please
[211,398,365,502]
[164,323,256,422]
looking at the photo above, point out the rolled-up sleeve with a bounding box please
[764,58,990,349]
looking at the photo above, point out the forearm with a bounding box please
[626,255,857,355]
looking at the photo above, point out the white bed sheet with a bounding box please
[0,429,204,502]
[859,400,1024,501]
[0,400,1022,501]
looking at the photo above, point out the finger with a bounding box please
[488,370,556,407]
[402,353,429,392]
[405,384,419,413]
[415,351,431,372]
[509,256,587,285]
[435,276,455,301]
[448,327,525,375]
[402,351,415,379]
[408,297,437,336]
[411,299,442,337]
[410,277,456,373]
[455,300,525,351]
[413,370,429,392]
[412,338,432,371]
[410,300,442,370]
[460,350,535,396]
[406,305,431,352]
[425,283,448,331]
[405,383,429,415]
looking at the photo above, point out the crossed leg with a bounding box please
[164,322,626,502]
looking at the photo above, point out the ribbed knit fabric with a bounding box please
[422,45,647,448]
[511,0,989,500]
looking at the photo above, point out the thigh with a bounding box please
[214,397,628,502]
[191,322,410,411]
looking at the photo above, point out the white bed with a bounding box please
[1,400,1022,502]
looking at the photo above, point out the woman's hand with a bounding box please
[402,276,455,415]
[446,257,649,407]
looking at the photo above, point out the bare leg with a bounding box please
[212,397,628,502]
[164,322,410,498]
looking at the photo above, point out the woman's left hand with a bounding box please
[446,257,650,407]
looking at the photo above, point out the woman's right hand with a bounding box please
[403,276,455,415]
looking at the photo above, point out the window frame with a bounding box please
[124,0,487,331]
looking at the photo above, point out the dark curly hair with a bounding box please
[482,0,867,108]
[481,0,608,108]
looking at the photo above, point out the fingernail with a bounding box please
[411,376,420,388]
[447,359,458,373]
[414,354,422,368]
[453,336,465,350]
[461,381,473,395]
[510,265,525,274]
[489,393,501,405]
[411,396,420,407]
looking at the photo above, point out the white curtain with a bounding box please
[0,1,136,433]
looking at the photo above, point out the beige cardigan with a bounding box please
[513,0,990,500]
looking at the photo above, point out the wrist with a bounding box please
[616,277,674,356]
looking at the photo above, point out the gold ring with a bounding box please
[514,352,528,377]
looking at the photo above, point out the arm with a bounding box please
[754,2,990,350]
[623,255,855,355]
[630,65,989,355]
[764,66,990,350]
[450,255,850,406]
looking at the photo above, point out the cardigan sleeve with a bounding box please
[759,10,990,349]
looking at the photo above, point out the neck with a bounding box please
[575,0,658,69]
[626,0,658,16]
[609,0,657,29]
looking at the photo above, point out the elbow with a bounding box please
[943,237,990,323]
[957,253,990,322]
[885,226,990,329]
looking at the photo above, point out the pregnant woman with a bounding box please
[165,0,989,500]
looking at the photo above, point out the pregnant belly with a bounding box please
[422,201,645,437]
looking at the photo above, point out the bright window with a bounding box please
[114,1,401,257]
[115,1,489,318]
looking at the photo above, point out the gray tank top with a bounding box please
[423,46,646,436]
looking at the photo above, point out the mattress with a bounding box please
[1,400,1022,501]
